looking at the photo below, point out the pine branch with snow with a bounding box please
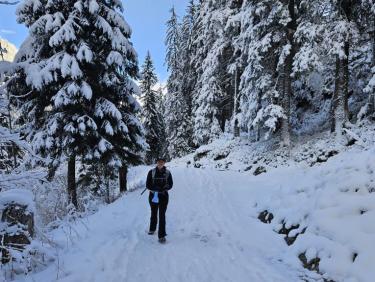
[8,0,146,206]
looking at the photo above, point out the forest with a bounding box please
[163,0,375,158]
[0,0,374,281]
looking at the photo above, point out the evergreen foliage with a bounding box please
[7,0,146,204]
[165,0,375,152]
[140,52,165,164]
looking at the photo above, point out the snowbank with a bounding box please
[170,123,375,281]
[250,147,375,281]
[0,188,35,212]
[176,123,374,175]
[4,124,373,281]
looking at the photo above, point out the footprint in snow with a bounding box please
[192,233,209,243]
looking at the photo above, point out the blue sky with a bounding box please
[0,0,188,81]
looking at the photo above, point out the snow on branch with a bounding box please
[0,1,19,4]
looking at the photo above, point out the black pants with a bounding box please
[149,192,169,238]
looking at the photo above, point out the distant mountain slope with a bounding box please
[0,38,17,62]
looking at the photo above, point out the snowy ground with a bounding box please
[15,166,306,282]
[8,129,375,282]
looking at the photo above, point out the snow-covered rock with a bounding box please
[0,189,35,266]
[0,189,35,213]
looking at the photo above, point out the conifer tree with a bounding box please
[165,7,192,158]
[190,0,223,145]
[155,86,168,159]
[170,0,374,150]
[365,1,375,117]
[10,0,146,206]
[0,63,16,171]
[140,52,164,164]
[178,0,197,146]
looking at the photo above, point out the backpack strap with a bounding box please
[151,168,170,187]
[151,168,157,185]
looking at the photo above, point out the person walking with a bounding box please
[146,157,173,243]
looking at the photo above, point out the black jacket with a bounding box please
[146,166,173,192]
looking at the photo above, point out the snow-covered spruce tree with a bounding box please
[237,1,291,143]
[177,0,197,144]
[325,1,358,139]
[175,0,373,149]
[233,1,260,140]
[0,62,19,173]
[1,63,15,171]
[303,0,369,140]
[10,0,146,206]
[277,0,299,147]
[224,0,245,138]
[359,0,375,119]
[238,0,332,145]
[165,7,192,158]
[193,0,244,141]
[365,1,375,117]
[0,61,43,190]
[368,1,375,117]
[190,0,229,146]
[140,52,164,164]
[284,0,370,138]
[0,1,42,188]
[155,86,168,159]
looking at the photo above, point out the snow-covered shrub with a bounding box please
[36,170,112,230]
[0,189,54,280]
[35,175,71,229]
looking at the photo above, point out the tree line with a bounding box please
[164,0,375,158]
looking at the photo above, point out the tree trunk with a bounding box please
[119,166,128,193]
[281,54,293,147]
[280,0,296,147]
[331,0,351,139]
[332,42,350,138]
[105,175,110,204]
[233,69,240,137]
[343,41,350,119]
[255,92,261,142]
[331,57,340,133]
[369,18,375,115]
[67,155,78,208]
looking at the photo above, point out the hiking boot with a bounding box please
[158,237,166,243]
[148,231,155,235]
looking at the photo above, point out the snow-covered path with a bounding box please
[24,167,301,282]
